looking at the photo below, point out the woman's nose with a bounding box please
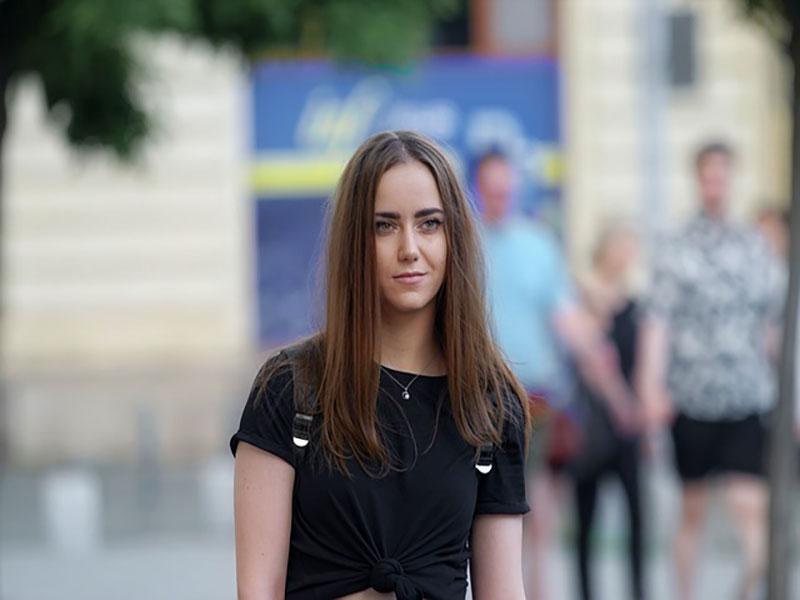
[398,229,419,262]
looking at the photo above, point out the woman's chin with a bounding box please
[382,297,436,317]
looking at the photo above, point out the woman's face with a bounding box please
[598,229,639,278]
[373,160,448,320]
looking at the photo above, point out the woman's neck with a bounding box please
[378,306,445,375]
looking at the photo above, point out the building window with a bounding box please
[433,0,558,56]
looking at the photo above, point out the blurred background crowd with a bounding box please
[0,0,798,598]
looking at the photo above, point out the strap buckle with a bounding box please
[292,413,313,448]
[475,443,494,474]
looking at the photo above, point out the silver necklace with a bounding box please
[380,356,438,401]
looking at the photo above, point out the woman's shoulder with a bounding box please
[252,337,325,410]
[255,346,294,384]
[231,345,310,462]
[246,355,293,421]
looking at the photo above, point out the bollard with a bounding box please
[42,468,102,554]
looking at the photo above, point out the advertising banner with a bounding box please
[252,56,560,346]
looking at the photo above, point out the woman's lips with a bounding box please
[394,273,426,284]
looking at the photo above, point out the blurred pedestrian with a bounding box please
[569,224,644,600]
[231,131,531,600]
[636,142,784,600]
[474,150,637,600]
[755,207,799,452]
[755,206,789,421]
[756,206,789,261]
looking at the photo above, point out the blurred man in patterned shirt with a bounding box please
[637,142,784,600]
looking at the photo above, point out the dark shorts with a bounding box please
[670,412,768,481]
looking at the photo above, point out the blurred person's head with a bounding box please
[474,150,516,225]
[756,206,790,259]
[694,141,736,217]
[592,222,639,281]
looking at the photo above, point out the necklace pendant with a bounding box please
[401,390,411,400]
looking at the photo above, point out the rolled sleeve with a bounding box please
[230,360,296,468]
[475,396,530,516]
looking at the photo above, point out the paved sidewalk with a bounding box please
[5,529,791,600]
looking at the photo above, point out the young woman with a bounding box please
[231,131,531,600]
[569,224,644,600]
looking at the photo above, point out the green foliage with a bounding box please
[0,0,461,158]
[182,0,308,54]
[738,0,792,45]
[322,0,458,67]
[742,0,787,14]
[12,0,155,157]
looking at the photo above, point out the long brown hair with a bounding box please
[256,131,529,474]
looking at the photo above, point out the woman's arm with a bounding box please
[634,316,673,431]
[554,304,639,433]
[234,441,295,600]
[469,514,525,600]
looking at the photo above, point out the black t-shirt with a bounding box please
[230,364,529,600]
[610,300,638,383]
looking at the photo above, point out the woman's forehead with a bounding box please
[374,161,443,212]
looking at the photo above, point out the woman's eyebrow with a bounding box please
[415,208,445,218]
[374,208,445,219]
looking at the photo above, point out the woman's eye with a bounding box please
[375,221,394,233]
[420,219,443,231]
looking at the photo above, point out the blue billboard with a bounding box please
[252,56,561,346]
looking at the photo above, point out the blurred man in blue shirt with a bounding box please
[482,198,574,399]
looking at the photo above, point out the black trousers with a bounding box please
[573,437,644,600]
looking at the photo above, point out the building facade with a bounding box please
[3,0,791,464]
